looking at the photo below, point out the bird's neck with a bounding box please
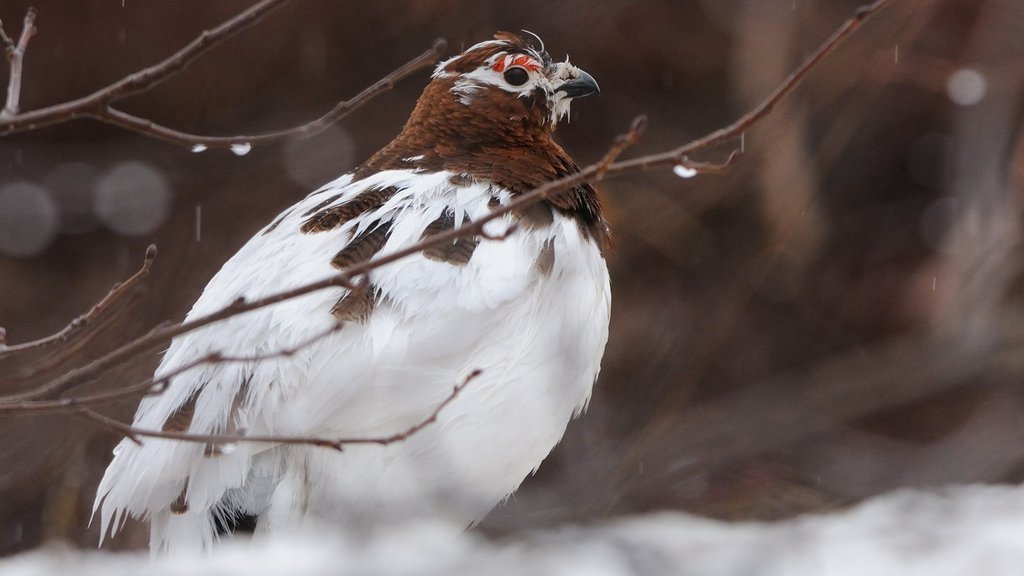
[361,83,568,185]
[352,80,612,253]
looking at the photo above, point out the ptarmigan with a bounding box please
[95,32,611,554]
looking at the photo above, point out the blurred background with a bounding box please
[1,0,1022,556]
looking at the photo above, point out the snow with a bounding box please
[4,484,1024,575]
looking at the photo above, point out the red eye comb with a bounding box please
[491,54,542,73]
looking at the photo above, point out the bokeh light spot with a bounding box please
[946,68,986,106]
[0,181,59,258]
[94,161,172,237]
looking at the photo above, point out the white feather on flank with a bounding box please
[94,169,610,554]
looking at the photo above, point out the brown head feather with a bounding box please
[353,33,611,253]
[440,32,549,75]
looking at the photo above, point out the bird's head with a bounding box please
[431,31,599,129]
[355,31,609,250]
[359,32,599,186]
[388,32,598,153]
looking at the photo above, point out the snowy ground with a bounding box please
[4,484,1024,576]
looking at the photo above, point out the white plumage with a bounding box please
[94,168,610,553]
[95,31,610,554]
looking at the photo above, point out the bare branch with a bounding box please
[0,268,362,402]
[601,0,895,176]
[0,17,12,48]
[594,114,647,177]
[480,222,519,241]
[91,40,445,149]
[0,7,36,118]
[0,0,290,134]
[693,151,742,173]
[0,0,445,148]
[0,245,156,359]
[0,318,349,415]
[76,369,481,451]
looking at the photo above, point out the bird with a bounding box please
[94,31,611,554]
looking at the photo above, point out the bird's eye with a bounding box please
[503,67,530,87]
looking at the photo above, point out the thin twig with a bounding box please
[77,369,480,451]
[0,7,36,118]
[0,269,364,402]
[92,40,446,149]
[0,317,351,415]
[601,0,895,174]
[595,115,647,176]
[0,18,13,47]
[0,245,156,358]
[0,1,444,147]
[0,0,290,134]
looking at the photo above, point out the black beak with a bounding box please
[556,70,600,99]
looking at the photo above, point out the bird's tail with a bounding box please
[93,434,257,554]
[148,508,218,556]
